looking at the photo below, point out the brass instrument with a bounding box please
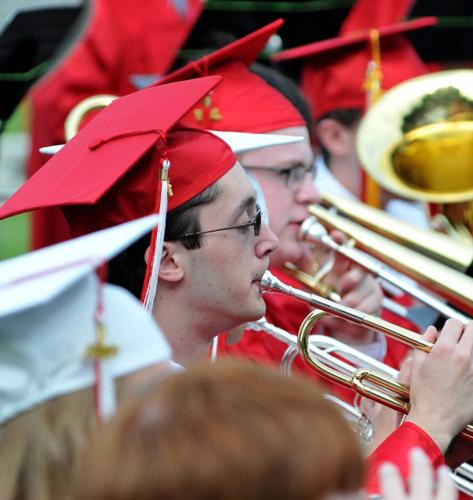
[246,317,376,443]
[321,191,473,273]
[284,258,438,331]
[284,261,339,301]
[306,204,473,318]
[246,317,397,379]
[64,94,117,140]
[260,270,473,441]
[248,315,473,491]
[357,69,473,238]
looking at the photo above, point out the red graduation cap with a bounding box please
[273,11,436,120]
[0,76,236,309]
[0,76,234,226]
[338,0,415,35]
[158,19,304,133]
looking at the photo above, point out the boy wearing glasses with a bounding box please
[158,21,385,367]
[0,77,278,367]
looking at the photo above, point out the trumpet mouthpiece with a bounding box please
[261,271,284,292]
[300,216,328,242]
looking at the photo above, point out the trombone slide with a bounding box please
[307,204,473,317]
[301,216,471,324]
[321,191,473,272]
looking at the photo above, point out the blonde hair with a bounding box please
[77,360,364,500]
[0,386,95,500]
[0,375,136,500]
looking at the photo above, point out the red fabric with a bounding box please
[339,0,415,35]
[0,78,236,236]
[159,19,284,85]
[221,267,415,403]
[158,21,304,133]
[27,0,203,248]
[272,17,436,120]
[365,422,444,495]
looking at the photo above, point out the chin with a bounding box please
[246,298,266,322]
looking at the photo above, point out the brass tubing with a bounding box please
[261,271,432,352]
[308,204,473,316]
[261,271,473,440]
[321,191,473,272]
[297,308,473,442]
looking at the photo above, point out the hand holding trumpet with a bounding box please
[406,319,473,453]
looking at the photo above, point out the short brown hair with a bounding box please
[77,360,364,500]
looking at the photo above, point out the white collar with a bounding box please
[314,155,357,201]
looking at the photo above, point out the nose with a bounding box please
[255,221,278,258]
[295,171,321,205]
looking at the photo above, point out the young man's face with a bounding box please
[239,126,320,268]
[183,162,278,331]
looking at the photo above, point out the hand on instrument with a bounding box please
[379,448,457,500]
[367,356,414,453]
[406,320,473,453]
[321,230,383,347]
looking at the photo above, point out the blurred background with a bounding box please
[1,0,472,259]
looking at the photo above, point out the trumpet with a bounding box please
[301,213,471,324]
[246,317,397,378]
[284,260,438,331]
[306,204,473,318]
[260,270,473,441]
[246,317,376,443]
[248,317,473,494]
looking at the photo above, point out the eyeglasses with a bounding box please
[168,208,262,241]
[243,163,316,189]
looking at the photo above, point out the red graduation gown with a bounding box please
[27,0,203,249]
[366,422,445,495]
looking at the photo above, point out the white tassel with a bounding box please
[97,359,117,421]
[143,160,170,311]
[210,335,219,362]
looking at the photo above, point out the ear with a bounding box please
[145,242,185,283]
[315,118,354,159]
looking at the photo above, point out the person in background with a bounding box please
[76,360,458,500]
[26,0,203,249]
[0,77,279,368]
[0,217,174,500]
[272,0,434,228]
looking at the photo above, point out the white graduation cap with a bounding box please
[0,215,172,424]
[39,130,303,156]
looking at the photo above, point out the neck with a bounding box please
[327,156,360,199]
[152,290,218,367]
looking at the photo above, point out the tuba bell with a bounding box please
[357,69,473,239]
